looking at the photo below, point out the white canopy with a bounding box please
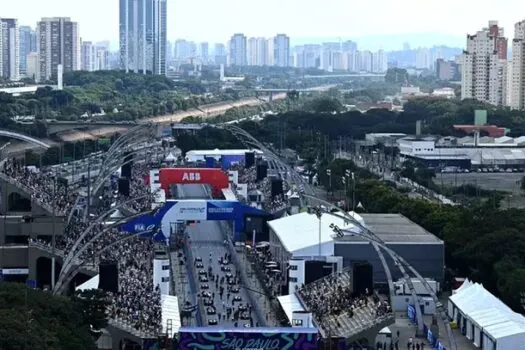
[160,295,181,337]
[75,274,99,291]
[452,278,473,294]
[165,152,176,162]
[484,320,525,342]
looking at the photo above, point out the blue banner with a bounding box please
[407,305,446,350]
[120,200,268,242]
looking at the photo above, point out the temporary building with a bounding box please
[467,308,525,347]
[452,278,473,294]
[482,321,525,350]
[448,282,525,350]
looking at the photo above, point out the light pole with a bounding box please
[326,169,332,194]
[351,172,356,212]
[307,206,323,257]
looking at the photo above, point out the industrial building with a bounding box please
[267,211,444,292]
[398,135,525,170]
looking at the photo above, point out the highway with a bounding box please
[178,184,265,328]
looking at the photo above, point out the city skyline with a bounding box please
[3,0,525,50]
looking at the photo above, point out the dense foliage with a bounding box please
[0,71,255,126]
[0,283,98,350]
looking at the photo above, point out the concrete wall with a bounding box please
[334,242,445,285]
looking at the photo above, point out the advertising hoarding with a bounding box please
[158,168,229,196]
[120,199,268,242]
[178,327,318,350]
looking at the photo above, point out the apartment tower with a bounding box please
[37,17,80,82]
[461,21,508,106]
[119,0,167,75]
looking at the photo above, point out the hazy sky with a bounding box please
[3,0,524,49]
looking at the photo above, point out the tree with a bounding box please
[0,283,97,350]
[72,289,111,332]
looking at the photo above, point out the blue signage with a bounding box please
[120,200,268,242]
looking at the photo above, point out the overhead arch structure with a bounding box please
[0,130,50,149]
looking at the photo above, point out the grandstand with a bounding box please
[297,269,394,343]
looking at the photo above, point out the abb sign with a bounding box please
[159,168,229,196]
[182,172,201,181]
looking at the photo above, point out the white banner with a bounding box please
[3,268,29,275]
[169,200,207,221]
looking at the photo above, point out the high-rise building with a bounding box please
[436,59,460,80]
[415,48,431,69]
[0,18,20,81]
[81,41,96,71]
[247,37,257,66]
[19,26,36,75]
[119,0,167,75]
[372,50,388,73]
[273,34,290,67]
[174,39,196,60]
[461,21,508,106]
[214,43,227,65]
[229,33,247,66]
[37,17,80,82]
[510,20,525,110]
[265,38,274,66]
[247,37,268,66]
[256,38,267,66]
[342,40,357,52]
[199,42,209,62]
[26,52,40,82]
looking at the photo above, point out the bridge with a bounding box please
[303,73,385,79]
[255,84,338,93]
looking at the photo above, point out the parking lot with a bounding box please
[437,172,523,193]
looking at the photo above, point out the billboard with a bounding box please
[120,200,268,242]
[159,168,229,196]
[178,327,318,350]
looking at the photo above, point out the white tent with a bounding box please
[452,278,473,294]
[467,308,525,346]
[268,212,362,257]
[160,295,181,337]
[164,152,176,162]
[482,321,525,350]
[448,283,484,319]
[75,274,99,291]
[277,294,314,328]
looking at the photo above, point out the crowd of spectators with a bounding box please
[298,270,392,334]
[299,271,354,321]
[14,153,163,335]
[246,244,281,300]
[230,163,288,214]
[107,237,162,334]
[1,158,77,215]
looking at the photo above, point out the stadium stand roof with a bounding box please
[75,274,99,291]
[338,213,442,244]
[268,212,363,256]
[277,294,315,328]
[160,295,181,338]
[221,188,237,201]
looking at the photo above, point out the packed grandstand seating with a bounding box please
[1,158,78,215]
[230,163,288,213]
[298,269,393,337]
[8,153,163,336]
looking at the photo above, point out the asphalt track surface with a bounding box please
[178,184,256,328]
